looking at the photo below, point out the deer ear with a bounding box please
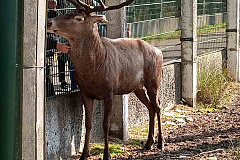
[92,15,108,24]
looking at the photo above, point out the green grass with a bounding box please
[129,123,149,139]
[128,139,143,147]
[197,22,226,34]
[142,30,181,41]
[197,63,231,108]
[141,23,226,41]
[90,143,126,157]
[194,105,220,114]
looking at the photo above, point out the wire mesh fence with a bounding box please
[46,0,106,98]
[197,0,227,56]
[126,0,181,39]
[126,0,182,63]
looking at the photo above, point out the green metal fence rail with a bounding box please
[0,0,22,159]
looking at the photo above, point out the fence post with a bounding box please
[105,0,128,141]
[181,0,198,106]
[226,0,240,81]
[22,0,46,159]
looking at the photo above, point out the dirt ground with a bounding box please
[71,83,240,160]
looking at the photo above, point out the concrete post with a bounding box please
[105,0,128,140]
[226,0,240,81]
[181,0,197,106]
[105,0,127,38]
[22,0,46,159]
[36,0,46,159]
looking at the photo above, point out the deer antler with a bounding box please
[68,0,134,15]
[67,0,83,9]
[97,0,107,9]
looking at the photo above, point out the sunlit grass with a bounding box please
[197,63,234,108]
[143,30,181,41]
[141,23,226,41]
[90,143,126,157]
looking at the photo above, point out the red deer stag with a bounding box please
[47,0,163,159]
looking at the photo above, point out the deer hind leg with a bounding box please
[81,94,94,160]
[134,88,155,150]
[145,82,164,150]
[103,96,113,160]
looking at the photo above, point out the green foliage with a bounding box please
[90,143,125,157]
[198,23,226,34]
[129,123,149,139]
[143,30,181,41]
[141,23,226,41]
[197,64,229,108]
[128,139,143,147]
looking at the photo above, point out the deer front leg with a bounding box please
[81,94,94,160]
[103,97,113,160]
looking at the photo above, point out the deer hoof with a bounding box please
[103,156,111,160]
[144,144,152,150]
[144,142,154,150]
[80,156,88,160]
[103,152,111,160]
[157,142,165,151]
[80,153,90,160]
[144,139,154,150]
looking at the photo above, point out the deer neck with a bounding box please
[70,24,106,76]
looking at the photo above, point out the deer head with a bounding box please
[47,0,134,40]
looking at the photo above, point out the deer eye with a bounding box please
[74,16,84,21]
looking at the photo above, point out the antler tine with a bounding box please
[90,0,134,13]
[68,0,134,14]
[67,0,93,13]
[97,0,107,9]
[75,0,92,9]
[105,0,134,11]
[67,0,82,9]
